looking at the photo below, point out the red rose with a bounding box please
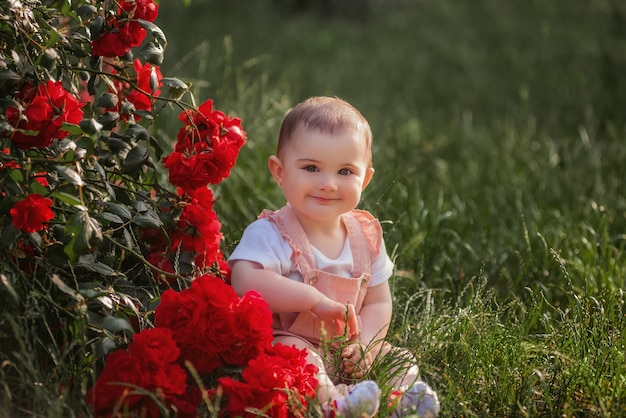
[6,80,83,149]
[87,349,144,413]
[129,327,180,368]
[155,274,269,374]
[221,290,274,367]
[126,59,162,113]
[88,327,189,417]
[91,20,146,57]
[10,193,54,233]
[172,190,223,269]
[154,288,197,346]
[154,280,224,374]
[219,344,319,418]
[175,100,245,157]
[175,100,220,153]
[90,0,157,58]
[162,151,216,192]
[163,99,246,190]
[120,0,159,22]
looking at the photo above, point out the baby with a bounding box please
[229,96,439,417]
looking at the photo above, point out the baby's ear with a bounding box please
[268,155,284,187]
[362,167,375,190]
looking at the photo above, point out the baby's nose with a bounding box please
[319,173,338,190]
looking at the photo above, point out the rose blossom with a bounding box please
[91,19,146,57]
[155,274,274,374]
[10,193,54,233]
[87,349,144,413]
[91,0,158,58]
[219,343,319,418]
[126,60,162,113]
[88,327,188,417]
[163,99,246,191]
[171,187,223,269]
[120,0,159,22]
[221,290,274,367]
[5,80,83,149]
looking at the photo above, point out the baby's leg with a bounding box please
[273,335,337,402]
[377,342,420,391]
[377,343,440,417]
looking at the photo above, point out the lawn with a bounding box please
[154,1,626,416]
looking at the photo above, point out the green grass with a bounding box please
[153,1,626,416]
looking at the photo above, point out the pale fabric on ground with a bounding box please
[393,380,441,417]
[324,380,381,418]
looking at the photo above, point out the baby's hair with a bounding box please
[277,96,373,167]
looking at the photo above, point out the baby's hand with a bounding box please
[311,297,358,337]
[341,342,372,379]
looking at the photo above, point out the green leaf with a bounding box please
[100,316,134,334]
[162,77,189,100]
[148,135,164,161]
[0,69,21,83]
[126,124,150,141]
[122,227,134,248]
[138,42,164,66]
[161,77,188,89]
[122,145,150,174]
[137,19,166,45]
[95,336,117,358]
[133,208,163,228]
[50,274,84,302]
[76,261,118,276]
[30,179,49,196]
[61,123,83,136]
[0,223,20,250]
[8,168,24,183]
[96,212,123,225]
[96,92,119,109]
[63,210,102,261]
[50,191,82,207]
[104,202,132,222]
[76,5,97,20]
[55,165,84,187]
[79,118,103,135]
[46,243,69,268]
[96,111,120,130]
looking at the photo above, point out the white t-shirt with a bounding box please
[228,217,394,287]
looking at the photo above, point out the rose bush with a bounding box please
[0,0,319,416]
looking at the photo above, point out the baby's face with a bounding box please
[271,125,374,224]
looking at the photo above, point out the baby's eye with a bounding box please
[338,168,352,175]
[303,165,318,172]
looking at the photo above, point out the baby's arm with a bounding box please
[341,281,393,376]
[230,260,358,335]
[356,281,393,347]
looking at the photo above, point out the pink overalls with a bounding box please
[260,205,382,345]
[261,205,421,390]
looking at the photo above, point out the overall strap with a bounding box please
[341,213,370,277]
[344,209,383,277]
[259,206,317,277]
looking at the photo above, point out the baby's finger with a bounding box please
[333,318,347,336]
[341,346,355,359]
